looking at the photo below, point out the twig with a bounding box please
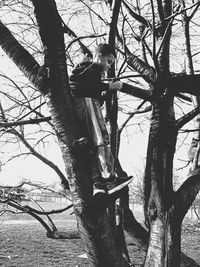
[0,117,51,128]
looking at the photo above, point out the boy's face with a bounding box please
[97,53,115,72]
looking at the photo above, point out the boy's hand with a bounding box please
[109,80,123,91]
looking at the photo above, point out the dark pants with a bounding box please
[74,97,114,181]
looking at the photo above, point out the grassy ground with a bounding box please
[0,202,200,266]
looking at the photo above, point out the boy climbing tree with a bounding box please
[70,44,133,196]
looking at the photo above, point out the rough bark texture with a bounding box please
[143,83,182,266]
[144,218,166,266]
[31,1,130,266]
[140,2,192,265]
[0,21,48,94]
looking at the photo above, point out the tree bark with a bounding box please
[2,1,200,266]
[144,215,182,267]
[31,1,130,266]
[143,89,179,266]
[0,21,47,94]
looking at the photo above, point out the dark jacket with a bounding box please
[69,62,109,104]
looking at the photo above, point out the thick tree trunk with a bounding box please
[143,85,180,266]
[30,1,130,266]
[145,218,166,266]
[144,216,182,267]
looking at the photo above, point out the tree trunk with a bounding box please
[31,1,130,266]
[143,86,180,266]
[144,215,182,267]
[145,218,166,266]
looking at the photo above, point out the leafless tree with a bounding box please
[0,181,76,239]
[1,0,200,266]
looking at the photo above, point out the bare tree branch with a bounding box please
[171,73,200,96]
[9,129,69,190]
[122,0,149,27]
[0,116,51,128]
[175,168,200,220]
[176,105,200,130]
[0,21,48,94]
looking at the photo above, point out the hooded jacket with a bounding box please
[69,62,109,103]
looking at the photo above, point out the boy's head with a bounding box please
[95,44,116,58]
[94,43,116,72]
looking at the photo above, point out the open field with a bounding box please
[0,219,88,267]
[0,202,200,266]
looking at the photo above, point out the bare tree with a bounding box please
[0,181,75,239]
[1,0,200,266]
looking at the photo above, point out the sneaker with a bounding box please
[106,176,133,195]
[93,181,107,196]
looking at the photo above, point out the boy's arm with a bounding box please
[70,63,102,82]
[108,80,123,91]
[100,81,123,106]
[100,82,110,92]
[100,80,123,93]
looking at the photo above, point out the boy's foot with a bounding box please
[93,181,107,196]
[93,176,133,196]
[106,176,133,195]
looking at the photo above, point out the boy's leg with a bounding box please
[85,98,133,194]
[74,97,133,195]
[73,98,107,194]
[85,98,114,178]
[73,98,90,136]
